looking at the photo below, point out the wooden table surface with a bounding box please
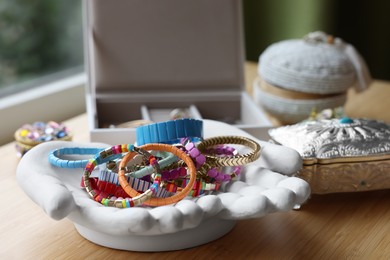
[2,62,390,259]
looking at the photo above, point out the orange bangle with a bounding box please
[118,143,197,206]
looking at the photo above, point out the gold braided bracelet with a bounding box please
[197,136,261,167]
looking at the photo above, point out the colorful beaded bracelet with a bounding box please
[180,138,206,168]
[83,144,162,208]
[203,144,242,182]
[180,140,235,182]
[48,147,109,168]
[197,136,261,167]
[162,141,241,183]
[150,139,205,181]
[118,143,197,207]
[161,167,187,181]
[93,169,173,198]
[122,151,178,179]
[82,177,165,200]
[164,178,221,197]
[136,118,203,146]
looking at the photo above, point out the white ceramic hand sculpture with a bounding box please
[16,119,310,251]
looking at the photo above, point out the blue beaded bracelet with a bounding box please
[136,118,203,146]
[48,147,117,168]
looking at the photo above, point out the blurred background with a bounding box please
[243,0,390,81]
[0,0,389,96]
[0,0,83,96]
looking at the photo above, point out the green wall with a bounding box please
[243,0,390,80]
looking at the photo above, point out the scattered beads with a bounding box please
[15,121,72,157]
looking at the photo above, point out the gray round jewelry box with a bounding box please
[254,31,371,124]
[259,38,356,94]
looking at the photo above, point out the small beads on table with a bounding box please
[18,121,71,142]
[15,121,72,157]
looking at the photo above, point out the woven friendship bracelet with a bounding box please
[83,144,162,208]
[136,118,203,146]
[49,147,107,168]
[118,143,197,207]
[197,136,261,167]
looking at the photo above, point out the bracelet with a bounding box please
[205,144,239,156]
[161,167,187,181]
[136,118,203,146]
[48,147,108,168]
[196,136,261,167]
[83,144,162,208]
[96,169,173,198]
[164,179,221,197]
[203,144,242,181]
[122,152,178,179]
[181,138,206,168]
[207,166,241,182]
[118,143,197,206]
[161,141,241,183]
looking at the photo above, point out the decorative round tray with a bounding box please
[16,120,310,251]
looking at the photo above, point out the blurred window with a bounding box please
[0,0,83,97]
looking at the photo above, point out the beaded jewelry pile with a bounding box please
[48,119,261,208]
[15,121,72,157]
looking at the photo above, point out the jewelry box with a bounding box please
[83,0,272,145]
[253,31,371,124]
[268,118,390,194]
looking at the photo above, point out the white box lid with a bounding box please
[84,0,246,95]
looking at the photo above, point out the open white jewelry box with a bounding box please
[83,0,272,145]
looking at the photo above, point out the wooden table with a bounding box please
[2,63,390,259]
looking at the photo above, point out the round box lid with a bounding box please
[258,31,371,94]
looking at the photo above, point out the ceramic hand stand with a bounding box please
[17,119,310,251]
